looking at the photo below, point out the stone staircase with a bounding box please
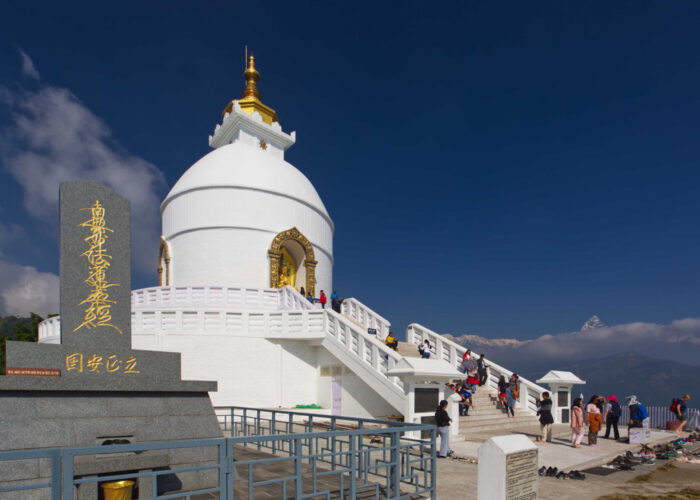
[396,341,421,358]
[457,385,540,442]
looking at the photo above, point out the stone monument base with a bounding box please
[0,390,222,499]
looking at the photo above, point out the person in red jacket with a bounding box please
[319,290,327,309]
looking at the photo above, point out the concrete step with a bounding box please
[458,418,541,434]
[396,341,421,358]
[459,413,534,425]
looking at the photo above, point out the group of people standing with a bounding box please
[301,288,343,313]
[569,395,620,448]
[497,373,520,417]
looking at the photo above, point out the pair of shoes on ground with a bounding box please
[438,450,455,459]
[538,466,585,480]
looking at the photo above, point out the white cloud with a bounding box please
[0,260,58,317]
[0,55,167,275]
[17,47,40,80]
[447,318,700,366]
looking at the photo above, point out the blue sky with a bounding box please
[1,1,699,339]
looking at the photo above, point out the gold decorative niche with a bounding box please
[158,237,171,286]
[268,227,317,296]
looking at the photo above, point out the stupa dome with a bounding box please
[162,141,330,220]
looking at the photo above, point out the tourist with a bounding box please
[465,371,479,392]
[627,395,645,429]
[497,375,508,408]
[506,376,518,417]
[299,286,305,297]
[461,354,477,376]
[330,289,340,312]
[319,290,327,309]
[462,348,472,361]
[447,383,472,416]
[571,398,585,448]
[306,291,314,303]
[385,331,398,351]
[418,339,432,359]
[435,400,453,458]
[535,392,554,443]
[586,395,602,446]
[603,395,621,440]
[477,354,488,386]
[673,394,691,434]
[458,385,473,416]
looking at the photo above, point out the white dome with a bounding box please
[159,139,333,293]
[162,142,330,221]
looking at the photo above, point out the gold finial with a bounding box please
[222,51,279,125]
[242,55,261,100]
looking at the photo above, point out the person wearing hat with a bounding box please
[627,395,644,429]
[603,395,621,440]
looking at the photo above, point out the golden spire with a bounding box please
[222,52,279,125]
[242,55,261,100]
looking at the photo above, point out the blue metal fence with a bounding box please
[0,406,436,499]
[618,405,699,429]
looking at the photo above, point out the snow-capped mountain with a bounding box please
[580,315,605,331]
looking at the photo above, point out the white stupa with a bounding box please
[158,55,333,296]
[39,57,574,434]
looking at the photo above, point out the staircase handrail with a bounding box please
[323,309,405,402]
[340,297,391,340]
[406,323,546,414]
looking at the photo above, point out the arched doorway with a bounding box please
[268,227,317,296]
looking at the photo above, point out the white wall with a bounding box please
[132,333,319,408]
[162,187,332,294]
[316,350,396,419]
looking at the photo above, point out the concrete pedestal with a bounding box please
[478,434,538,500]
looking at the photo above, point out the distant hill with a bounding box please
[440,315,700,406]
[564,352,698,407]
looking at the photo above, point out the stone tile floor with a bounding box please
[169,445,428,499]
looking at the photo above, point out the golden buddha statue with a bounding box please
[278,247,297,288]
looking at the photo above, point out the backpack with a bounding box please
[670,399,680,413]
[609,401,621,418]
[637,403,648,420]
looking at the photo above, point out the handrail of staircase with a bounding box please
[324,309,404,394]
[406,323,545,414]
[340,297,391,340]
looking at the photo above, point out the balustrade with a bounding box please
[406,323,546,414]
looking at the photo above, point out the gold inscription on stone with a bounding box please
[65,352,84,372]
[74,200,122,334]
[64,353,139,375]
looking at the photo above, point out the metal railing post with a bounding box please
[62,450,74,499]
[430,427,437,500]
[349,429,357,499]
[390,431,400,499]
[51,449,62,500]
[294,437,303,499]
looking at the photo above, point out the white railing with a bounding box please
[37,316,61,344]
[340,297,391,340]
[131,308,326,340]
[131,285,313,312]
[324,309,405,396]
[617,406,699,430]
[406,323,546,414]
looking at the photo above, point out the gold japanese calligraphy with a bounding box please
[74,200,122,334]
[63,353,140,375]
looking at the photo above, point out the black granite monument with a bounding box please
[0,181,222,498]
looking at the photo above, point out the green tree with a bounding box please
[0,313,44,374]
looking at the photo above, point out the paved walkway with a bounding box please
[452,425,680,470]
[438,437,700,500]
